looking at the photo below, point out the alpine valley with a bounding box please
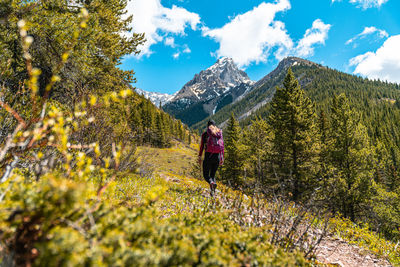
[141,55,400,168]
[139,57,317,127]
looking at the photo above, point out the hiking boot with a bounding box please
[210,182,217,192]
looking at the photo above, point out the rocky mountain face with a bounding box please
[141,56,319,127]
[252,57,319,90]
[163,57,254,126]
[135,88,175,107]
[191,57,323,130]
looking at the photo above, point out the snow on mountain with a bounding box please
[164,57,253,114]
[135,88,176,107]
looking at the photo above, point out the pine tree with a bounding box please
[268,68,320,201]
[141,99,155,144]
[0,0,145,103]
[178,124,184,141]
[245,117,270,185]
[129,108,143,144]
[222,112,244,187]
[161,112,171,144]
[328,93,375,221]
[155,113,167,147]
[316,110,339,210]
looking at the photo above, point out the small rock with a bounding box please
[331,261,344,267]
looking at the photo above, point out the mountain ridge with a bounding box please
[163,57,254,125]
[192,56,323,130]
[193,56,400,131]
[135,88,176,107]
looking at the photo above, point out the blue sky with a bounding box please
[121,0,400,94]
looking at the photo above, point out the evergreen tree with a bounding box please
[129,108,143,143]
[268,68,320,201]
[141,99,156,143]
[161,112,171,140]
[328,93,375,221]
[178,123,184,141]
[0,0,145,104]
[316,110,336,205]
[155,113,167,147]
[222,113,244,187]
[245,117,270,186]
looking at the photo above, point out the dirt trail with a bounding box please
[316,238,392,266]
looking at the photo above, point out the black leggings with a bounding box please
[202,152,220,184]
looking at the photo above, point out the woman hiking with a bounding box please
[198,120,224,196]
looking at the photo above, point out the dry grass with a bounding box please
[137,139,198,176]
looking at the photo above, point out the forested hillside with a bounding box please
[193,58,400,138]
[193,63,400,241]
[217,69,400,243]
[244,65,400,181]
[0,0,192,150]
[191,57,317,130]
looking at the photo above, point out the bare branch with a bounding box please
[0,100,27,128]
[0,123,23,162]
[0,156,19,183]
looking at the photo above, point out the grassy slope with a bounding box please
[137,141,198,176]
[134,140,400,266]
[115,141,309,266]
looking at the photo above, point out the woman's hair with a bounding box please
[207,120,216,127]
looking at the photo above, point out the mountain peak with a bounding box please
[170,57,252,103]
[135,88,175,107]
[253,57,321,89]
[163,57,253,121]
[279,57,320,68]
[207,57,236,71]
[216,57,234,64]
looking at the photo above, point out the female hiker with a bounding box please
[198,120,224,196]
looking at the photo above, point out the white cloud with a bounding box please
[295,19,331,57]
[165,37,176,47]
[171,44,191,59]
[350,35,400,83]
[332,0,389,9]
[183,46,191,54]
[173,52,181,59]
[202,0,330,67]
[125,0,200,56]
[346,26,388,44]
[202,0,293,67]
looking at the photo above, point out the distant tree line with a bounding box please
[131,93,193,148]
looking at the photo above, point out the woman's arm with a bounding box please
[198,132,205,157]
[198,132,205,165]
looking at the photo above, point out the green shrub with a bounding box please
[0,173,308,266]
